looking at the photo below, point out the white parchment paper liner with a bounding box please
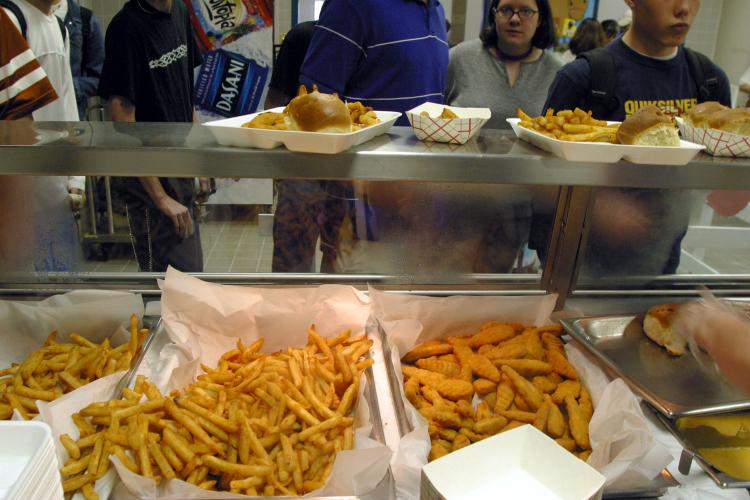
[105,268,391,499]
[5,290,146,500]
[369,288,671,499]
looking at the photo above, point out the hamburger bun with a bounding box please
[706,107,750,136]
[642,303,686,356]
[683,101,728,128]
[286,88,352,133]
[617,105,680,146]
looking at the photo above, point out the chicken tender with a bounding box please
[475,416,509,435]
[500,365,543,410]
[547,350,579,380]
[491,359,552,377]
[565,395,591,450]
[522,329,545,360]
[545,395,566,438]
[551,380,581,405]
[481,343,527,361]
[466,324,516,348]
[473,378,497,396]
[416,357,461,378]
[494,382,515,413]
[579,386,593,422]
[402,341,453,363]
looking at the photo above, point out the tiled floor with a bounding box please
[81,219,275,273]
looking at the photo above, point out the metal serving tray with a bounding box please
[121,319,397,500]
[376,319,678,498]
[643,402,750,489]
[560,315,750,418]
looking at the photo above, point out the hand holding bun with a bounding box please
[617,105,680,146]
[286,85,353,133]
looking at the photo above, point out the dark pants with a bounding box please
[125,202,203,272]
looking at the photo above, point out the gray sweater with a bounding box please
[446,39,562,129]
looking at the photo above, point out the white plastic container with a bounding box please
[507,118,705,165]
[676,117,750,158]
[406,102,491,145]
[421,425,606,500]
[204,107,401,154]
[0,421,63,500]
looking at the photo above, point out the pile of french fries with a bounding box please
[0,315,147,420]
[401,322,593,462]
[518,107,619,143]
[59,326,374,499]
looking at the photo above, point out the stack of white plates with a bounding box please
[0,421,63,500]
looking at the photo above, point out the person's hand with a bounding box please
[196,177,214,203]
[675,301,750,394]
[707,190,750,217]
[67,188,86,212]
[156,195,193,238]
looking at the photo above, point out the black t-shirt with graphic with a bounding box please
[98,0,202,206]
[99,0,201,122]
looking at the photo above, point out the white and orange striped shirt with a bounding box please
[0,7,57,120]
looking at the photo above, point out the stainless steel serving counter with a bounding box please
[2,121,750,189]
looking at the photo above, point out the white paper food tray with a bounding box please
[0,421,63,500]
[406,102,491,145]
[204,106,401,154]
[507,117,705,165]
[676,117,750,158]
[421,425,605,500]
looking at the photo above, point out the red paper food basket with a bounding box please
[406,103,491,145]
[677,118,750,158]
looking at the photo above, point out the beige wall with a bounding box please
[714,0,750,85]
[82,0,126,35]
[684,0,723,60]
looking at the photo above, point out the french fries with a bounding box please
[401,322,593,462]
[517,107,618,143]
[419,107,459,119]
[60,326,372,497]
[0,314,146,420]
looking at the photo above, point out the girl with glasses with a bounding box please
[445,0,559,129]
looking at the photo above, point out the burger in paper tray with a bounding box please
[677,101,750,157]
[406,103,490,145]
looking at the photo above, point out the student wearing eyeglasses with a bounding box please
[445,0,559,130]
[441,0,559,273]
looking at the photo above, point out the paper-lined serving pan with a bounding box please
[369,290,674,500]
[40,268,393,499]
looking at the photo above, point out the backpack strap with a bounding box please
[578,48,619,120]
[683,47,720,103]
[56,14,66,43]
[0,0,27,40]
